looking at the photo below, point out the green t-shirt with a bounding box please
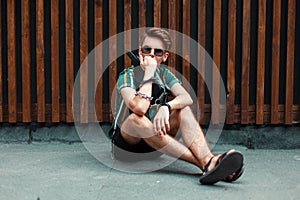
[111,65,180,130]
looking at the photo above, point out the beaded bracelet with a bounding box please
[135,91,153,101]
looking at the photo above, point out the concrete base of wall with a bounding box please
[216,125,300,149]
[0,123,299,149]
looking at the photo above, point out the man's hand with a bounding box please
[153,106,170,135]
[139,54,157,78]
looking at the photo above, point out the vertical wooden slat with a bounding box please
[51,0,60,122]
[80,0,88,123]
[226,0,236,124]
[138,0,146,56]
[270,0,281,124]
[109,0,117,120]
[124,0,131,68]
[138,0,146,36]
[21,0,31,122]
[36,0,45,122]
[138,0,146,27]
[256,0,266,125]
[153,0,161,27]
[212,0,222,124]
[182,0,190,91]
[285,0,296,124]
[65,0,74,122]
[0,0,3,122]
[241,0,251,124]
[198,0,206,124]
[168,0,179,71]
[7,0,17,123]
[94,0,103,122]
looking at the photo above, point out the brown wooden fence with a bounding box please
[0,0,299,125]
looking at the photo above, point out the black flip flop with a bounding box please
[223,163,245,182]
[199,151,244,185]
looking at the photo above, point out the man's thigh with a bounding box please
[168,110,181,137]
[120,113,154,145]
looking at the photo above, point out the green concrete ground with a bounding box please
[0,124,299,199]
[0,142,299,200]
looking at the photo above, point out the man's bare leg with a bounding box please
[120,113,212,170]
[175,107,239,177]
[174,106,214,169]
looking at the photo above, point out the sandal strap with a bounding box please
[204,156,214,173]
[204,152,227,173]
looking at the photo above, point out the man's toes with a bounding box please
[227,173,236,180]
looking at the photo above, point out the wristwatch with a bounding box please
[161,102,171,113]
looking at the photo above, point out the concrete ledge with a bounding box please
[0,123,299,149]
[0,126,29,143]
[217,125,300,149]
[0,123,81,144]
[31,125,81,143]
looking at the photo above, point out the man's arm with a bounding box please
[152,82,193,135]
[168,83,193,111]
[120,81,153,116]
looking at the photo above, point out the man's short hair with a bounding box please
[140,28,172,51]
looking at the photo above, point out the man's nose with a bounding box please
[149,49,155,57]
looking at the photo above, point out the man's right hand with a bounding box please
[139,54,157,78]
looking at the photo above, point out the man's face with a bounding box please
[139,36,169,65]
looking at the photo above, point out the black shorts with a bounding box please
[110,127,162,161]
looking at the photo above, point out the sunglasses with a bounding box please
[141,46,166,57]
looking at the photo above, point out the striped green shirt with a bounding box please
[112,65,180,131]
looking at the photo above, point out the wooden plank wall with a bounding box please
[285,0,296,125]
[241,0,251,124]
[94,0,103,122]
[212,0,221,124]
[36,0,46,122]
[0,0,299,125]
[22,0,31,123]
[197,0,206,124]
[7,0,17,123]
[65,0,74,122]
[0,0,2,122]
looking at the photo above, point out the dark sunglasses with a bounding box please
[141,46,166,57]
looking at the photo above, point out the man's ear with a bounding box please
[163,52,169,62]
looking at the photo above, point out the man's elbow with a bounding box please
[187,95,193,106]
[133,108,147,116]
[129,101,148,116]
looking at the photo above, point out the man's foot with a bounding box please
[199,149,244,185]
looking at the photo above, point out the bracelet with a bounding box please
[161,102,171,113]
[135,91,153,101]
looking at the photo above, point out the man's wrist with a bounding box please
[135,91,153,101]
[161,102,171,113]
[139,77,156,88]
[144,70,156,79]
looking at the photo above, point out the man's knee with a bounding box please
[120,113,155,139]
[179,107,198,124]
[126,113,151,129]
[179,106,193,119]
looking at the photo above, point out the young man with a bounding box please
[110,28,244,185]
